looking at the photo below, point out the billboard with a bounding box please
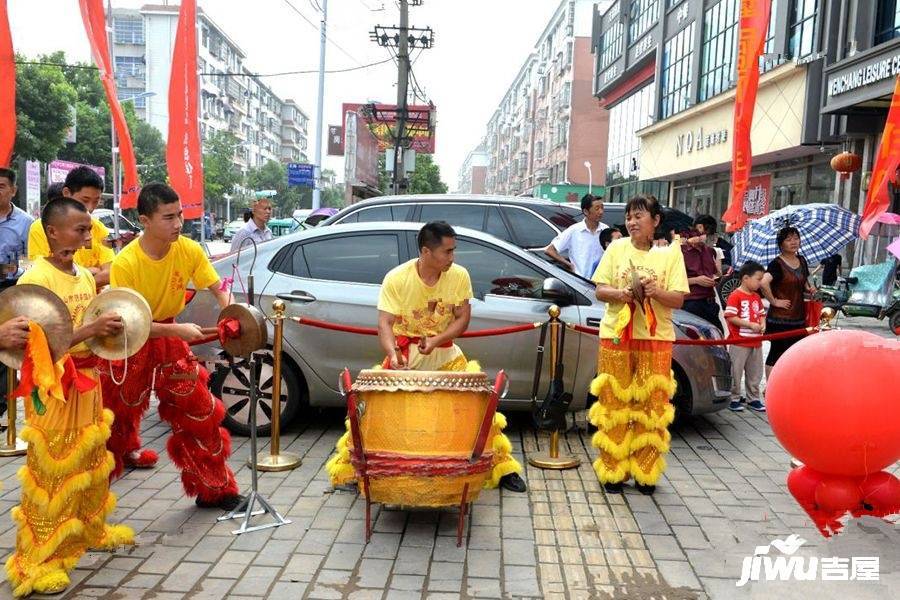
[344,111,380,190]
[743,173,772,219]
[341,103,435,154]
[47,160,105,184]
[327,125,344,156]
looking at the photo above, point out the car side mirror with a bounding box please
[542,277,574,306]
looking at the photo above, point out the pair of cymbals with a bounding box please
[0,285,151,368]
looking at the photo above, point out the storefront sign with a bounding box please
[601,64,619,84]
[675,3,689,23]
[827,51,900,97]
[630,34,655,63]
[25,160,40,219]
[675,126,729,157]
[743,173,771,217]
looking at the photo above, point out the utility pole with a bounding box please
[311,0,328,210]
[392,0,409,195]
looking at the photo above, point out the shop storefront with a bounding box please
[636,62,835,225]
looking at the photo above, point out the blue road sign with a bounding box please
[287,163,315,187]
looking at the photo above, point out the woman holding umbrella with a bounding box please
[760,226,815,376]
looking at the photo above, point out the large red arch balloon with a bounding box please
[767,330,900,476]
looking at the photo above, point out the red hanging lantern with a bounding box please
[830,151,862,180]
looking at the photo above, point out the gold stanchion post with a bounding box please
[0,368,28,457]
[256,299,302,472]
[528,305,580,470]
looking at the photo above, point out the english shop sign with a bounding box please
[675,127,729,157]
[828,51,900,96]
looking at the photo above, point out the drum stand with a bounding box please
[0,368,27,457]
[218,351,291,535]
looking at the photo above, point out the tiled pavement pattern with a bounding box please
[0,318,895,599]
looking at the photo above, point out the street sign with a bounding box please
[287,163,315,187]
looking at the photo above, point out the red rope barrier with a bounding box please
[566,322,817,346]
[292,316,540,338]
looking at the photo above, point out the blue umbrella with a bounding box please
[731,203,861,267]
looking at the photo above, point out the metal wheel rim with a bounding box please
[218,350,289,428]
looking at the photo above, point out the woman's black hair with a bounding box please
[776,226,801,249]
[624,194,662,220]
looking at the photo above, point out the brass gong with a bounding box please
[83,288,152,360]
[0,284,73,369]
[218,303,268,358]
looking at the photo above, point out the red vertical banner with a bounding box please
[0,0,15,166]
[79,0,141,208]
[722,0,772,233]
[860,75,900,239]
[167,0,204,220]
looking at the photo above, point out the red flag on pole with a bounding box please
[0,0,16,166]
[167,0,204,220]
[860,75,900,239]
[79,0,140,208]
[722,0,772,233]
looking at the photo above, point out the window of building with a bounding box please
[699,0,738,102]
[118,88,146,108]
[760,0,783,72]
[606,83,655,186]
[876,0,900,45]
[114,16,143,44]
[788,0,819,60]
[115,56,144,79]
[667,0,685,8]
[629,0,659,44]
[660,23,695,119]
[599,21,625,70]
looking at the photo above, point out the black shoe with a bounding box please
[499,473,527,493]
[603,482,624,494]
[636,484,656,496]
[196,493,245,511]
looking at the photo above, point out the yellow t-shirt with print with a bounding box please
[592,237,690,342]
[27,217,115,269]
[110,236,219,321]
[378,259,473,339]
[18,257,97,356]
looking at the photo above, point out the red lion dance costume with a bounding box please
[99,236,238,505]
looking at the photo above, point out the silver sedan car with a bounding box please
[182,222,732,436]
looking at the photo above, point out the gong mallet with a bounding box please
[256,299,302,472]
[528,305,580,470]
[0,368,27,457]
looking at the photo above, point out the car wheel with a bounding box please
[209,348,305,437]
[671,363,693,427]
[717,272,741,305]
[890,311,900,336]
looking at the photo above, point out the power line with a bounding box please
[281,0,364,66]
[307,0,322,12]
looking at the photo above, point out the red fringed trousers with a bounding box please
[99,336,239,503]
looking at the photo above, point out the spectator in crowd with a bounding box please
[231,198,274,252]
[725,261,767,412]
[760,226,814,377]
[544,194,608,278]
[681,230,723,332]
[589,228,622,276]
[694,214,732,270]
[820,254,842,286]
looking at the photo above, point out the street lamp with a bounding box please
[120,91,156,104]
[583,160,592,195]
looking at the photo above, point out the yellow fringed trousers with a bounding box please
[588,339,676,486]
[326,354,522,490]
[5,366,134,597]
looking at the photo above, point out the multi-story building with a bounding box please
[480,0,611,197]
[111,4,309,177]
[457,143,489,193]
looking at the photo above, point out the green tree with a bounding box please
[245,159,304,215]
[408,153,448,194]
[13,52,77,163]
[320,168,345,209]
[203,130,243,203]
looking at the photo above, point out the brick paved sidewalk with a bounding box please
[0,396,897,599]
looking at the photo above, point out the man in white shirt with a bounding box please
[230,198,274,252]
[544,194,608,278]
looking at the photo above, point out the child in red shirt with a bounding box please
[724,261,767,412]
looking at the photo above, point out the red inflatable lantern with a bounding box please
[787,465,824,507]
[815,477,863,512]
[830,151,862,180]
[767,331,900,477]
[860,471,900,515]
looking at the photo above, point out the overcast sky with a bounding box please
[8,0,561,189]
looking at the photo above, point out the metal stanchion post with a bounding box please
[256,300,302,472]
[0,368,28,457]
[528,305,580,470]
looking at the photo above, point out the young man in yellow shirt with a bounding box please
[327,222,527,493]
[100,183,243,511]
[27,167,114,287]
[8,198,133,597]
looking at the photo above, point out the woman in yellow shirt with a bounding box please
[590,196,689,495]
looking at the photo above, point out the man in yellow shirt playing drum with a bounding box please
[27,167,115,287]
[328,221,527,493]
[7,198,133,597]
